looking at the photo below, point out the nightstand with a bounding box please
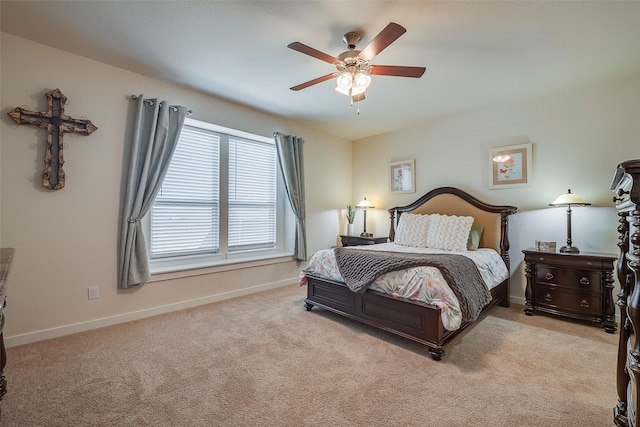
[522,249,617,333]
[340,235,388,247]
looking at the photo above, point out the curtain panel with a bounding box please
[118,95,187,289]
[274,132,307,261]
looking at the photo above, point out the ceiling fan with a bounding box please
[287,22,426,112]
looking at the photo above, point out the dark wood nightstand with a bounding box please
[340,235,388,247]
[522,249,617,333]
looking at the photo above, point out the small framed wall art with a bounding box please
[489,143,532,189]
[390,159,415,194]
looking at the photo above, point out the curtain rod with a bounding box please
[130,95,193,115]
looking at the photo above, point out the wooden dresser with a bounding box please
[0,248,13,418]
[612,159,640,427]
[523,249,617,332]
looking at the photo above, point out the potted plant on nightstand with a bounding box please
[346,205,356,235]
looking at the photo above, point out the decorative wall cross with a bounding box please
[8,88,98,190]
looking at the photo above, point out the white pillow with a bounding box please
[394,213,430,247]
[426,214,474,252]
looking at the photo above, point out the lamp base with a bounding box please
[360,232,373,237]
[559,246,580,254]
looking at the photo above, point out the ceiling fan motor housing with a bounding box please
[342,31,362,50]
[338,50,363,65]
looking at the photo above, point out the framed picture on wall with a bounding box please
[489,143,532,189]
[390,159,415,194]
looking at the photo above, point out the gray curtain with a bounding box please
[274,132,307,261]
[118,95,188,289]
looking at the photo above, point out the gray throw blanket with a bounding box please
[334,248,492,323]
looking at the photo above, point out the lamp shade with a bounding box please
[356,197,374,209]
[336,72,352,89]
[354,71,371,91]
[549,189,591,206]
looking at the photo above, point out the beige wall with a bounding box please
[0,33,352,346]
[352,72,640,305]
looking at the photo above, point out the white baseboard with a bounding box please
[6,279,297,348]
[509,296,526,306]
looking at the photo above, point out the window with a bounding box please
[147,118,292,272]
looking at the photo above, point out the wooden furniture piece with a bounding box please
[523,249,617,332]
[340,235,388,247]
[0,248,14,419]
[305,187,517,360]
[612,159,640,427]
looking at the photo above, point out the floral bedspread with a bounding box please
[300,242,508,331]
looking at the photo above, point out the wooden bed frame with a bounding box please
[304,187,517,360]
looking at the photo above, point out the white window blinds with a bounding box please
[150,125,220,258]
[228,137,277,251]
[149,122,278,260]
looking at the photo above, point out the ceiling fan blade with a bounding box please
[370,65,426,78]
[357,22,406,62]
[290,73,336,91]
[287,42,341,65]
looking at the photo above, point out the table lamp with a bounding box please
[549,189,591,253]
[356,197,374,237]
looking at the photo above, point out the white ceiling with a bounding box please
[2,1,640,141]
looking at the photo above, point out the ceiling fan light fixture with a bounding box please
[336,72,353,89]
[335,69,369,98]
[350,85,366,96]
[354,70,371,91]
[335,85,350,96]
[334,84,365,97]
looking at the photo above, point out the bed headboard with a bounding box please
[388,187,517,266]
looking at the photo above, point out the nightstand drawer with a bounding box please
[534,265,602,291]
[535,284,601,316]
[529,254,607,270]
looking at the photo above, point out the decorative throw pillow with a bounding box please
[467,224,485,251]
[426,214,474,252]
[394,213,430,247]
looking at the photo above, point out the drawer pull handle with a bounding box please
[539,257,545,262]
[544,294,552,302]
[545,273,554,280]
[619,188,630,197]
[580,277,590,285]
[580,300,589,308]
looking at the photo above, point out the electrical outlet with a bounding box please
[88,285,100,300]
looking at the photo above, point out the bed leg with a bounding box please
[428,347,444,361]
[304,302,314,311]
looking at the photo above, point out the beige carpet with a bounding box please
[0,284,618,426]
